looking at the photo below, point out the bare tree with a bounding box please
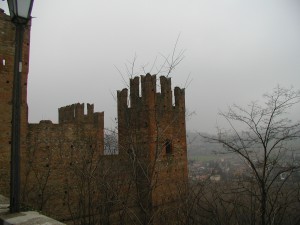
[114,34,186,90]
[201,86,300,225]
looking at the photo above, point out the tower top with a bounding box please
[117,74,185,111]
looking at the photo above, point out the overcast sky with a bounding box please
[1,0,300,133]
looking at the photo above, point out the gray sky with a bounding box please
[2,0,300,133]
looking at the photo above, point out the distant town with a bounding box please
[187,132,300,183]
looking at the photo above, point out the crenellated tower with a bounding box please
[117,73,188,224]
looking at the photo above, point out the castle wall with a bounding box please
[23,75,188,225]
[0,9,188,223]
[23,103,104,222]
[24,109,143,224]
[0,9,30,197]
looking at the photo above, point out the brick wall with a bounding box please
[0,9,188,225]
[0,9,30,197]
[117,74,188,224]
[22,75,188,225]
[23,103,104,221]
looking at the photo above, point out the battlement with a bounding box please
[117,74,185,111]
[117,74,186,158]
[0,7,188,223]
[58,103,103,126]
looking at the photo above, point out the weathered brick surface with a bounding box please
[117,74,188,224]
[22,76,188,224]
[1,9,188,225]
[23,104,104,221]
[0,9,30,197]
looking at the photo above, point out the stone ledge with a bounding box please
[0,211,65,225]
[0,195,9,215]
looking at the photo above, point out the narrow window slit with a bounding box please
[165,139,172,155]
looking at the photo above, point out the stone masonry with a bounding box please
[117,74,188,224]
[0,9,30,197]
[0,9,188,225]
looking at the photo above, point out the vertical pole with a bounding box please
[10,23,24,213]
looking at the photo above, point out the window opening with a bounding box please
[165,139,172,155]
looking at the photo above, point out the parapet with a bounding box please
[58,103,103,126]
[117,74,185,111]
[39,120,53,124]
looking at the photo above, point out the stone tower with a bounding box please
[0,9,31,196]
[117,74,188,224]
